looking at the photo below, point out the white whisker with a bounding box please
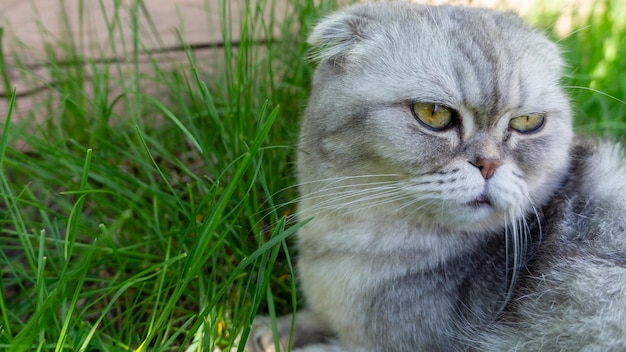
[564,85,626,105]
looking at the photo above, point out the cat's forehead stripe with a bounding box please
[445,22,518,126]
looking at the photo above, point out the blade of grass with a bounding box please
[135,126,187,213]
[63,149,93,261]
[34,229,48,346]
[1,91,39,278]
[0,28,12,96]
[0,88,14,165]
[0,96,19,336]
[144,95,203,154]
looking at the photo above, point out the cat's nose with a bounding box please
[469,158,501,179]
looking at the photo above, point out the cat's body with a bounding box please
[248,2,626,351]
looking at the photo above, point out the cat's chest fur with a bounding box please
[298,215,525,351]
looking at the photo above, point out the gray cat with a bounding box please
[247,2,626,351]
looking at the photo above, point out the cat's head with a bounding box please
[297,3,572,233]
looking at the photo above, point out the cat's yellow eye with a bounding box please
[411,103,453,130]
[509,113,545,133]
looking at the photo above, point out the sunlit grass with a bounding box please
[0,0,624,350]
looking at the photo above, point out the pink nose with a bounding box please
[470,159,501,179]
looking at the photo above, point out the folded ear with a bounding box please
[307,8,372,65]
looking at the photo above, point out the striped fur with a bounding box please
[247,2,626,351]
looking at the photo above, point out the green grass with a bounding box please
[0,0,624,351]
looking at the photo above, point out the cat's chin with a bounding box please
[424,194,525,233]
[435,206,501,233]
[467,194,492,208]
